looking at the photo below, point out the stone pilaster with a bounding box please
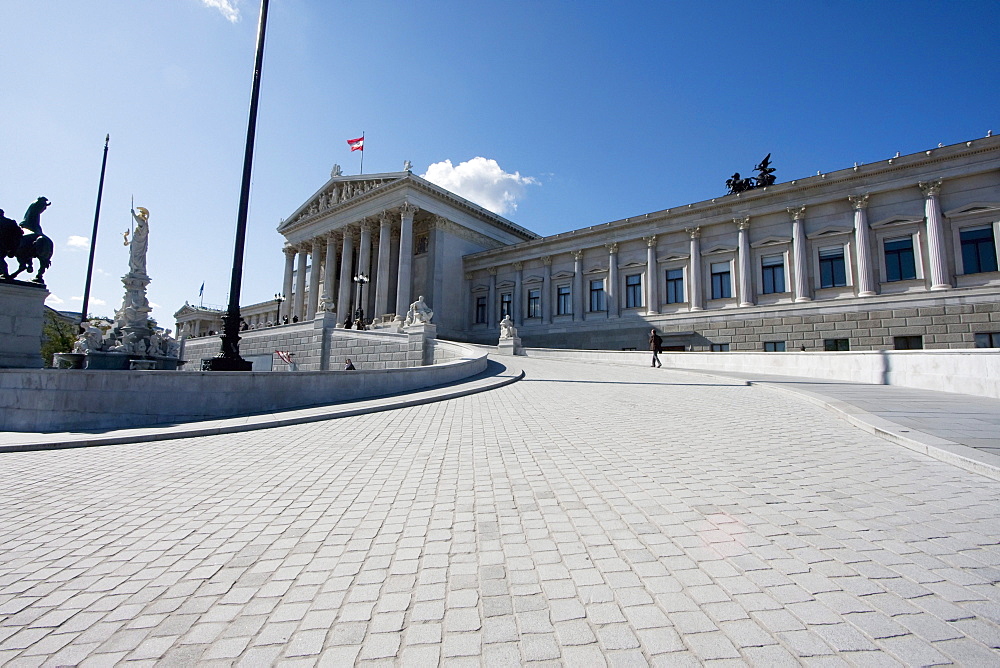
[487,266,498,330]
[687,228,703,311]
[788,207,811,302]
[736,218,753,307]
[323,232,338,313]
[606,243,619,318]
[512,261,523,326]
[358,220,373,317]
[644,236,658,314]
[541,256,552,324]
[850,194,876,297]
[920,180,952,290]
[572,251,584,321]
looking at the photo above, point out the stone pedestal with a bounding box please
[406,323,436,366]
[497,337,522,356]
[0,281,49,368]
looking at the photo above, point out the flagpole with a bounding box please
[80,134,109,330]
[360,131,365,175]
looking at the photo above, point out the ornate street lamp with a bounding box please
[274,292,284,324]
[353,273,369,326]
[206,0,269,370]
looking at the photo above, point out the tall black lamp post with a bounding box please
[353,273,369,326]
[80,134,110,330]
[274,292,284,323]
[207,0,269,371]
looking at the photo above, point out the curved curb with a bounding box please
[0,359,524,454]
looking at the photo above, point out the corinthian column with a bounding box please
[541,256,552,324]
[736,218,753,307]
[572,250,584,320]
[281,245,295,322]
[309,237,323,318]
[487,267,497,329]
[374,212,393,317]
[293,244,308,321]
[850,195,876,297]
[606,243,619,318]
[920,180,952,290]
[644,237,659,315]
[337,227,355,327]
[512,261,523,326]
[323,232,338,312]
[687,228,703,311]
[358,220,373,316]
[396,202,417,313]
[788,207,811,302]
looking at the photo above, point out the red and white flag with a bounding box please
[347,136,364,151]
[275,350,293,364]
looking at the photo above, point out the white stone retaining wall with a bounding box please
[521,347,1000,399]
[0,343,487,432]
[180,319,419,371]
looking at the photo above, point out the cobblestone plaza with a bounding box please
[1,358,999,665]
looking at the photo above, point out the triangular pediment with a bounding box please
[658,253,689,263]
[278,172,407,232]
[523,274,544,284]
[701,244,736,255]
[806,226,852,240]
[620,261,646,269]
[943,201,1000,218]
[496,279,516,289]
[584,266,607,274]
[551,270,575,280]
[750,236,791,248]
[870,215,923,229]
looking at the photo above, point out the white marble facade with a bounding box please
[177,136,1000,352]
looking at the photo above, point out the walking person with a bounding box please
[344,358,356,370]
[649,329,663,367]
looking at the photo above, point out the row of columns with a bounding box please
[479,182,952,325]
[279,204,420,327]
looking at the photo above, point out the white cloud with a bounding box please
[69,296,106,306]
[199,0,241,22]
[67,235,89,249]
[45,294,65,305]
[421,157,538,216]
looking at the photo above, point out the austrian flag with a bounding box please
[347,136,364,151]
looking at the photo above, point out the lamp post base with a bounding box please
[203,356,253,371]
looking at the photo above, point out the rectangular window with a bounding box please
[710,343,729,352]
[761,254,786,294]
[824,338,850,351]
[665,268,684,304]
[974,332,1000,348]
[625,274,642,308]
[475,296,487,324]
[527,288,541,319]
[819,247,847,288]
[894,335,923,350]
[589,279,605,312]
[500,293,512,319]
[764,341,786,352]
[961,226,998,274]
[556,285,571,315]
[884,237,917,282]
[710,261,731,300]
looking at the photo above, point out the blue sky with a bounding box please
[2,1,997,327]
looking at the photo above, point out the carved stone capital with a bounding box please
[487,266,498,276]
[359,219,373,234]
[734,216,750,230]
[311,237,324,251]
[787,206,806,221]
[379,210,391,227]
[465,272,475,281]
[541,255,552,266]
[919,180,942,198]
[605,242,619,254]
[572,250,584,261]
[400,201,418,218]
[283,245,297,258]
[512,261,523,271]
[849,194,869,210]
[644,235,657,247]
[327,230,341,244]
[686,227,701,239]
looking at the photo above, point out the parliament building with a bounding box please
[176,135,1000,353]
